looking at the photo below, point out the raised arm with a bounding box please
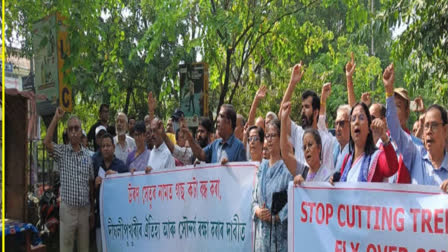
[346,52,356,107]
[383,63,418,171]
[280,102,303,176]
[44,107,65,154]
[247,85,267,126]
[320,82,331,116]
[181,125,206,161]
[279,62,304,115]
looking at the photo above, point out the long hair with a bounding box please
[349,102,377,156]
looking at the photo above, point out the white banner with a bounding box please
[100,162,257,251]
[288,182,448,252]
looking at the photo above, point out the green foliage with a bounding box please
[5,0,447,136]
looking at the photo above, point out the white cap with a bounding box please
[95,125,107,136]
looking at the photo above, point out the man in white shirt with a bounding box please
[113,112,136,163]
[281,63,337,176]
[147,118,175,171]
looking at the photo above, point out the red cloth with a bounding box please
[340,143,399,182]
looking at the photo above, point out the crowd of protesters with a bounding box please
[44,55,448,252]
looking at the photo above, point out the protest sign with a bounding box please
[288,182,448,252]
[100,162,257,251]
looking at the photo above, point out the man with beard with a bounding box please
[280,62,337,176]
[185,104,246,164]
[384,64,448,191]
[196,117,213,148]
[113,112,136,163]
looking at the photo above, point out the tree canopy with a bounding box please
[4,0,447,132]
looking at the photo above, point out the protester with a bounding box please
[87,104,112,151]
[252,119,292,252]
[247,126,264,163]
[265,111,278,126]
[113,112,136,163]
[280,62,337,176]
[333,102,399,182]
[281,102,332,183]
[235,114,245,141]
[146,118,176,171]
[128,117,136,138]
[186,104,246,164]
[262,140,270,160]
[384,63,448,191]
[92,126,107,171]
[145,123,154,150]
[93,133,128,252]
[44,107,94,252]
[81,130,94,157]
[255,116,265,130]
[163,127,194,166]
[126,121,151,172]
[243,86,268,160]
[196,117,214,148]
[317,82,350,173]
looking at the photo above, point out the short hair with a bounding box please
[116,112,128,122]
[427,104,448,125]
[101,133,114,146]
[336,104,351,117]
[199,117,213,133]
[266,118,281,134]
[302,90,320,112]
[237,114,246,127]
[266,111,278,122]
[221,104,237,130]
[67,115,82,127]
[99,104,109,113]
[134,121,146,133]
[248,125,264,143]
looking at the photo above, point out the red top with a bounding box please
[341,143,399,182]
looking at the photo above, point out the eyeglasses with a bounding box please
[265,134,279,140]
[248,136,260,143]
[335,120,349,128]
[302,142,314,151]
[351,114,366,122]
[424,122,443,132]
[68,126,80,132]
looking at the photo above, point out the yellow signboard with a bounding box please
[56,13,72,112]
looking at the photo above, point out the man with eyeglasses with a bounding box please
[44,107,95,252]
[384,64,448,192]
[185,104,246,164]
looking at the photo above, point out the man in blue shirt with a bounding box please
[383,63,448,192]
[185,104,247,164]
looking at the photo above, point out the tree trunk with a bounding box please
[124,86,132,115]
[215,48,233,123]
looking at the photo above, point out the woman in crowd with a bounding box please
[333,102,399,182]
[126,121,151,172]
[252,119,292,252]
[280,102,332,184]
[247,125,264,163]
